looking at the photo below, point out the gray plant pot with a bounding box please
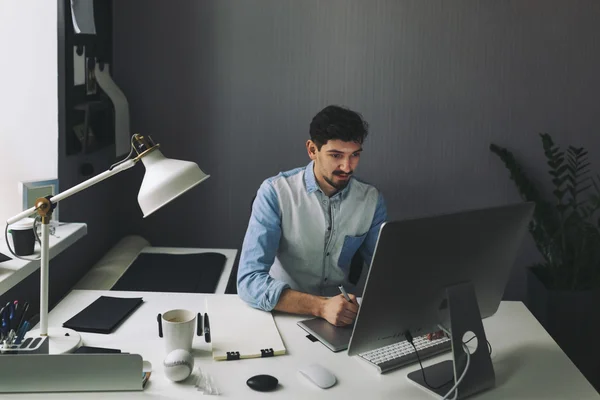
[527,267,600,392]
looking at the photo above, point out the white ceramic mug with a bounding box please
[157,309,200,353]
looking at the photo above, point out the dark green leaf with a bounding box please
[556,203,568,213]
[552,177,568,188]
[576,185,592,194]
[491,134,600,290]
[593,176,600,191]
[553,189,567,200]
[577,177,592,185]
[577,163,590,173]
[556,165,569,176]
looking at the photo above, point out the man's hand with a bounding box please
[320,294,359,326]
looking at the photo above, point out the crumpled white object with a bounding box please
[195,367,220,395]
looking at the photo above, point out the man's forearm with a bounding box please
[274,288,326,317]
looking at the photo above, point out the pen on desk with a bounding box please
[338,285,352,303]
[204,313,211,343]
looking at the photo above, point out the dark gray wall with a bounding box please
[111,0,600,301]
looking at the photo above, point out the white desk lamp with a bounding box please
[5,134,210,354]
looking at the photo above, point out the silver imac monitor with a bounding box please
[347,201,534,399]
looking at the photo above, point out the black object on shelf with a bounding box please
[0,252,11,263]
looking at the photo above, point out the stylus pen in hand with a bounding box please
[338,285,352,303]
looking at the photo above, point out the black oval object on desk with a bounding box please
[246,374,279,391]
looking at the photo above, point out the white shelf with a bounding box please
[0,222,87,295]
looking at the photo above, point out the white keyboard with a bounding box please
[359,334,451,373]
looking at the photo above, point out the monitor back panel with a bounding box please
[347,202,534,356]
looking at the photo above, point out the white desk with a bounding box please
[5,290,598,399]
[0,223,87,295]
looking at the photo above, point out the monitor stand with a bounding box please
[407,281,495,399]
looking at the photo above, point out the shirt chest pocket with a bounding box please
[337,233,367,273]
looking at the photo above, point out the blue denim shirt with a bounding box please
[237,161,387,311]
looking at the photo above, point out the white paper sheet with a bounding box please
[207,296,287,361]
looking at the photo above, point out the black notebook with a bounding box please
[111,252,226,293]
[63,296,143,334]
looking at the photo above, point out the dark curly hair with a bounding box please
[309,105,369,150]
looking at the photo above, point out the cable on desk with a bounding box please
[441,343,470,400]
[438,323,492,356]
[405,330,452,391]
[406,327,477,400]
[463,334,492,356]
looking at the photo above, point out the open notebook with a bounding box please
[206,296,286,361]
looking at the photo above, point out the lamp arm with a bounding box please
[6,159,137,225]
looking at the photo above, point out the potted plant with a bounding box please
[490,133,600,390]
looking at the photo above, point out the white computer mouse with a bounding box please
[298,363,337,389]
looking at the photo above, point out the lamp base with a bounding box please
[25,327,82,354]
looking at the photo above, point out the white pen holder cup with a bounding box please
[157,309,201,353]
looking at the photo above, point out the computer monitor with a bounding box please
[347,201,534,399]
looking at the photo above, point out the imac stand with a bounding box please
[407,282,495,399]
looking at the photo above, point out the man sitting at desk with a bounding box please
[237,105,387,326]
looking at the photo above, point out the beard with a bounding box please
[324,171,352,191]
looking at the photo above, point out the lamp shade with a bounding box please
[137,149,210,217]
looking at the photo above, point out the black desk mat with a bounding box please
[111,252,226,293]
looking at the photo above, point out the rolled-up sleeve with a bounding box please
[237,180,290,311]
[359,192,387,267]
